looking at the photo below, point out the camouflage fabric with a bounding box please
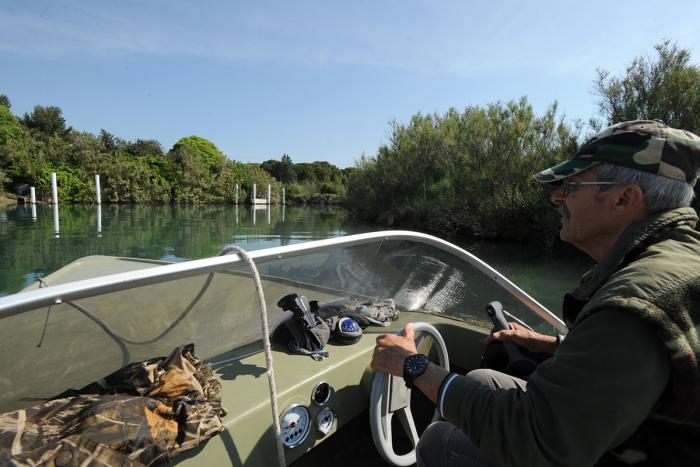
[0,344,224,466]
[534,120,700,184]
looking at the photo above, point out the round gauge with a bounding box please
[315,407,335,435]
[311,382,331,406]
[280,405,311,449]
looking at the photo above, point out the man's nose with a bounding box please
[550,185,565,205]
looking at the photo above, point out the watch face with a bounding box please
[405,354,429,378]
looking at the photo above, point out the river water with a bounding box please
[0,204,592,313]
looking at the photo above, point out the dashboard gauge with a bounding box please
[311,382,331,406]
[280,405,310,448]
[315,407,335,435]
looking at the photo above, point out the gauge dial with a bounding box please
[315,407,335,435]
[312,382,331,406]
[280,405,310,448]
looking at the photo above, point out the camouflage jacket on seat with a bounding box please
[0,344,224,466]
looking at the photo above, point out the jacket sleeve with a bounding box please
[439,308,670,467]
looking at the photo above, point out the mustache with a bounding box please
[559,204,570,217]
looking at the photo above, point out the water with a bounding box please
[0,204,592,313]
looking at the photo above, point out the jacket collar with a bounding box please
[563,207,698,327]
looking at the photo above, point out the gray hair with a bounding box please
[595,163,695,212]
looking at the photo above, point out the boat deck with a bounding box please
[173,310,488,466]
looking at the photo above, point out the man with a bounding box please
[371,120,700,466]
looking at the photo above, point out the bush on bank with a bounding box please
[345,98,581,243]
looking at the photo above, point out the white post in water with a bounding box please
[252,205,257,225]
[31,203,37,221]
[51,172,58,205]
[53,204,60,237]
[97,204,102,235]
[95,174,101,205]
[267,205,271,224]
[252,184,257,203]
[282,187,286,205]
[235,204,239,224]
[235,184,239,204]
[30,187,36,205]
[282,204,285,222]
[267,184,271,205]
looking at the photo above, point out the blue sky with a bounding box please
[2,1,700,168]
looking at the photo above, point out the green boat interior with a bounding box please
[0,232,565,466]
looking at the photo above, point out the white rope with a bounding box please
[220,245,286,467]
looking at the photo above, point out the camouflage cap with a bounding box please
[534,120,700,184]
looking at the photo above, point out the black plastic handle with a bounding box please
[486,301,509,331]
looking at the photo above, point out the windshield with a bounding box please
[0,233,559,412]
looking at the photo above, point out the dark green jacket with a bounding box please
[563,207,700,466]
[441,207,700,466]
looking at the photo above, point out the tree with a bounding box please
[0,95,10,109]
[99,129,117,153]
[169,136,224,174]
[21,105,72,138]
[278,154,296,183]
[594,40,700,133]
[126,138,164,158]
[167,136,228,202]
[0,105,27,176]
[261,154,297,183]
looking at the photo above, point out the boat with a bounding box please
[0,231,566,466]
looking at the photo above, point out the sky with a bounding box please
[2,1,700,168]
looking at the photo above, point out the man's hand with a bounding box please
[370,323,418,377]
[485,322,558,356]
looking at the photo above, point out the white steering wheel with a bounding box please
[370,322,450,466]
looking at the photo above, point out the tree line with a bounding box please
[0,102,345,205]
[2,41,700,241]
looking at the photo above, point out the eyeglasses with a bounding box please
[558,180,618,197]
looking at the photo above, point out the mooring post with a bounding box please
[267,184,271,205]
[95,174,101,205]
[235,184,239,204]
[282,187,286,205]
[31,204,37,221]
[50,172,58,205]
[30,187,36,205]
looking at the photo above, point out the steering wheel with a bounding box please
[370,322,450,466]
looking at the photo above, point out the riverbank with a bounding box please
[1,193,16,206]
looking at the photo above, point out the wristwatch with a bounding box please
[403,354,430,389]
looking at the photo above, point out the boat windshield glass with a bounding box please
[0,236,555,411]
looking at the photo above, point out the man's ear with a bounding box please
[614,184,646,214]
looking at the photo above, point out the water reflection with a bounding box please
[97,204,102,235]
[0,204,361,296]
[53,204,60,238]
[0,204,590,314]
